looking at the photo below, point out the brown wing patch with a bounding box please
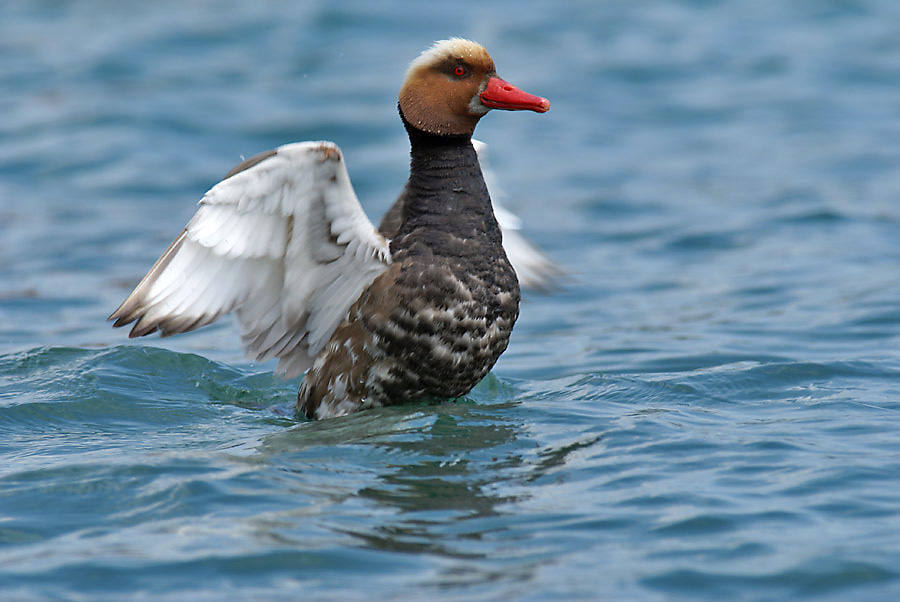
[297,263,404,418]
[315,143,342,162]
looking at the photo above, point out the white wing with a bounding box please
[472,139,561,290]
[110,141,391,378]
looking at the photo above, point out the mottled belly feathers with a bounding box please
[298,237,520,419]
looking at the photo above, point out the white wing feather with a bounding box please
[110,141,391,378]
[472,139,561,290]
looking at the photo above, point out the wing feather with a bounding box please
[472,139,562,290]
[110,141,391,378]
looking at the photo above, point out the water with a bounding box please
[3,1,900,600]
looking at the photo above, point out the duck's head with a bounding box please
[398,38,550,137]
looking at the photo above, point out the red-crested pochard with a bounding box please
[110,38,551,419]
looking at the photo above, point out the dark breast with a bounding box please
[367,240,520,400]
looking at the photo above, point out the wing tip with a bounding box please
[278,140,343,164]
[110,314,134,329]
[519,266,566,293]
[314,142,342,162]
[129,323,159,338]
[109,298,140,325]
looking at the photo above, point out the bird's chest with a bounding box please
[362,257,520,400]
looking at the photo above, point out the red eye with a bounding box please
[453,65,467,77]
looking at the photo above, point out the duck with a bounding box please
[110,38,551,419]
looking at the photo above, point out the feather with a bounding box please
[110,141,391,377]
[472,139,562,290]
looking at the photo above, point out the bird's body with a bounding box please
[111,39,551,419]
[299,124,520,418]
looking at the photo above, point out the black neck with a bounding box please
[395,108,500,249]
[400,106,473,148]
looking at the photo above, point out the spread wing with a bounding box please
[471,139,561,290]
[377,139,560,290]
[109,141,391,378]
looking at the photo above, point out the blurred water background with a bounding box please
[2,1,900,600]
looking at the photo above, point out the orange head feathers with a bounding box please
[398,38,549,137]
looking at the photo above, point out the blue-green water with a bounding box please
[3,1,900,600]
